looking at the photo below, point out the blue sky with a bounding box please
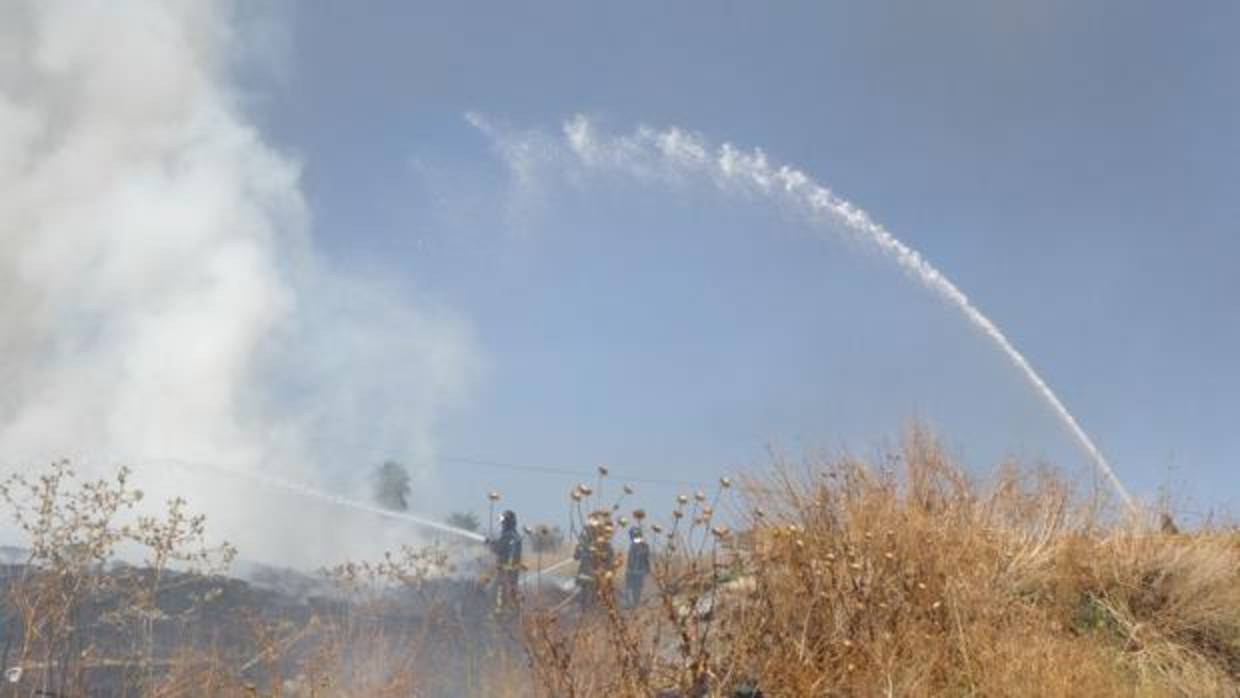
[248,1,1237,524]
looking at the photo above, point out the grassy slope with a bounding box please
[522,430,1240,697]
[1,432,1235,697]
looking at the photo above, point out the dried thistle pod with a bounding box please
[597,465,609,476]
[651,523,663,534]
[632,508,646,520]
[672,510,684,519]
[719,476,732,489]
[710,526,730,539]
[623,484,634,495]
[578,484,594,496]
[488,491,500,501]
[571,490,583,502]
[694,491,706,502]
[676,494,689,505]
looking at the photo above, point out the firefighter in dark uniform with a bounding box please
[487,509,523,613]
[624,525,650,608]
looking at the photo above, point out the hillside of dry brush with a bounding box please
[0,429,1236,697]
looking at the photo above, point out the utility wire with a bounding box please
[435,455,711,490]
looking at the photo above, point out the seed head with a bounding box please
[623,484,634,495]
[676,494,689,505]
[488,491,500,501]
[597,465,609,477]
[632,508,646,520]
[719,476,732,489]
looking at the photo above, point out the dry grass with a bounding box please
[1,429,1236,697]
[519,428,1240,697]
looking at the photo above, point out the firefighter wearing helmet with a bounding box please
[574,513,615,610]
[487,509,523,613]
[624,525,650,608]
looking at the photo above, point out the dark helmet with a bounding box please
[500,510,517,531]
[629,526,643,541]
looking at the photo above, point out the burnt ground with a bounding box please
[0,562,543,697]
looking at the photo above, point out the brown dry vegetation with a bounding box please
[520,429,1239,697]
[0,429,1236,697]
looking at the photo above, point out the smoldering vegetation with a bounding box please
[0,461,538,697]
[0,430,1236,697]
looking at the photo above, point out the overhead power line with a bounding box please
[435,455,711,490]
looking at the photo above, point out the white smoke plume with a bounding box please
[0,2,480,565]
[471,113,1133,509]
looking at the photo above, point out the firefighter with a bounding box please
[574,515,615,610]
[624,525,650,608]
[487,509,522,613]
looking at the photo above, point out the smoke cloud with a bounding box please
[0,2,480,565]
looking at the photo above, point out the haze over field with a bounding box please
[1,0,1236,566]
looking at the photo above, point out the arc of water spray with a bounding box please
[152,457,486,542]
[474,114,1134,510]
